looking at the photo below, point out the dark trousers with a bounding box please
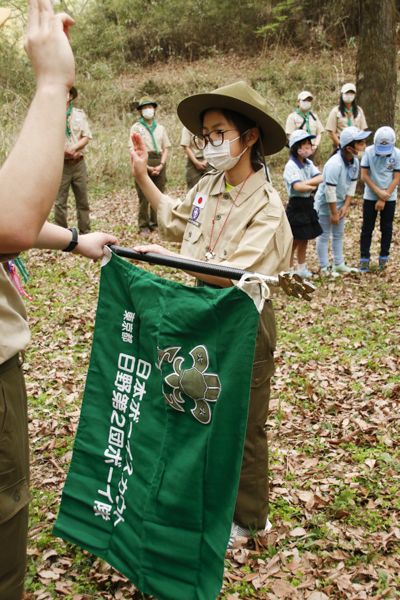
[360,199,396,259]
[135,156,166,230]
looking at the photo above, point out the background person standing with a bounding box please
[180,125,212,189]
[54,86,92,234]
[325,83,368,151]
[129,96,171,235]
[285,91,324,155]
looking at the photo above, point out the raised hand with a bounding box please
[24,0,75,93]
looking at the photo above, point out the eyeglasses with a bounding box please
[193,129,239,151]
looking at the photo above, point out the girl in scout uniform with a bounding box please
[285,91,324,155]
[359,126,400,272]
[129,97,171,235]
[180,126,212,190]
[283,130,323,278]
[315,126,371,276]
[326,83,368,151]
[129,81,293,547]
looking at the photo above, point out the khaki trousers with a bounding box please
[185,157,213,190]
[0,354,31,600]
[54,159,91,234]
[135,156,166,230]
[233,300,276,530]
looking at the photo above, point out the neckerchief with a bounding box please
[66,103,73,138]
[139,117,159,154]
[295,108,311,134]
[344,106,353,126]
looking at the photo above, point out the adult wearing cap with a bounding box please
[359,127,400,272]
[0,3,117,599]
[326,83,368,151]
[129,81,293,547]
[315,126,371,276]
[180,125,212,189]
[129,97,171,234]
[53,86,92,234]
[285,91,324,154]
[283,130,323,278]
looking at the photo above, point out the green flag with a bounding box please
[53,251,261,600]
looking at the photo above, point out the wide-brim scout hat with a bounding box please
[69,86,78,100]
[177,81,286,156]
[137,96,158,110]
[0,7,11,28]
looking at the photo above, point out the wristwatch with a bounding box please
[62,227,79,252]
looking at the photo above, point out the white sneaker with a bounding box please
[332,262,358,273]
[320,265,340,278]
[227,519,272,549]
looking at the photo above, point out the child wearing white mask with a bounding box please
[129,96,171,235]
[359,126,400,272]
[315,126,371,276]
[283,130,324,278]
[326,84,368,151]
[285,91,324,155]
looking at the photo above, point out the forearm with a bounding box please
[343,195,353,211]
[328,130,340,147]
[314,133,322,147]
[160,148,168,166]
[135,174,163,211]
[328,201,338,217]
[362,171,382,196]
[184,146,197,163]
[72,136,90,152]
[386,174,400,196]
[34,221,73,250]
[0,85,68,253]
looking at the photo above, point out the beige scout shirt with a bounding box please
[157,169,292,277]
[129,121,171,154]
[325,106,368,134]
[0,263,30,364]
[180,126,204,159]
[65,107,92,156]
[285,112,325,137]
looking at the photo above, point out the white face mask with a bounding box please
[142,107,155,119]
[299,100,312,111]
[349,148,365,159]
[203,134,248,171]
[342,93,355,104]
[297,147,313,158]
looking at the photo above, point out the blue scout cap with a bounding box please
[289,129,316,148]
[374,126,396,155]
[339,126,371,148]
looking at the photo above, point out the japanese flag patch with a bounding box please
[193,193,208,208]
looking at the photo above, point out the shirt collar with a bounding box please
[209,168,268,207]
[289,155,310,170]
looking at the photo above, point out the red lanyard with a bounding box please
[205,169,254,261]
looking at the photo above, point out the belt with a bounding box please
[0,352,23,374]
[64,156,84,165]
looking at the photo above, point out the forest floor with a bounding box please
[22,180,400,600]
[4,51,399,600]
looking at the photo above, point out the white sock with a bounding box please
[297,263,306,273]
[289,266,294,273]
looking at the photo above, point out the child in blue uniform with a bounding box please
[283,130,323,278]
[359,127,400,272]
[314,126,371,276]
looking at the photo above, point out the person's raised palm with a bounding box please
[130,133,149,180]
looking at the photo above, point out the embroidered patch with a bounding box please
[387,165,393,170]
[188,219,200,227]
[348,165,357,178]
[389,158,395,164]
[192,206,200,221]
[159,345,221,425]
[140,127,146,137]
[193,192,208,208]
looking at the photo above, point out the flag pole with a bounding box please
[108,245,316,301]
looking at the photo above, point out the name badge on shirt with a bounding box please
[193,193,208,208]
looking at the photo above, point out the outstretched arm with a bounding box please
[0,0,75,254]
[34,222,118,261]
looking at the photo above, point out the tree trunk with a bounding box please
[356,0,397,135]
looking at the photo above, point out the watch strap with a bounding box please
[62,227,79,252]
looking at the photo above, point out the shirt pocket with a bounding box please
[183,226,203,246]
[217,239,239,262]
